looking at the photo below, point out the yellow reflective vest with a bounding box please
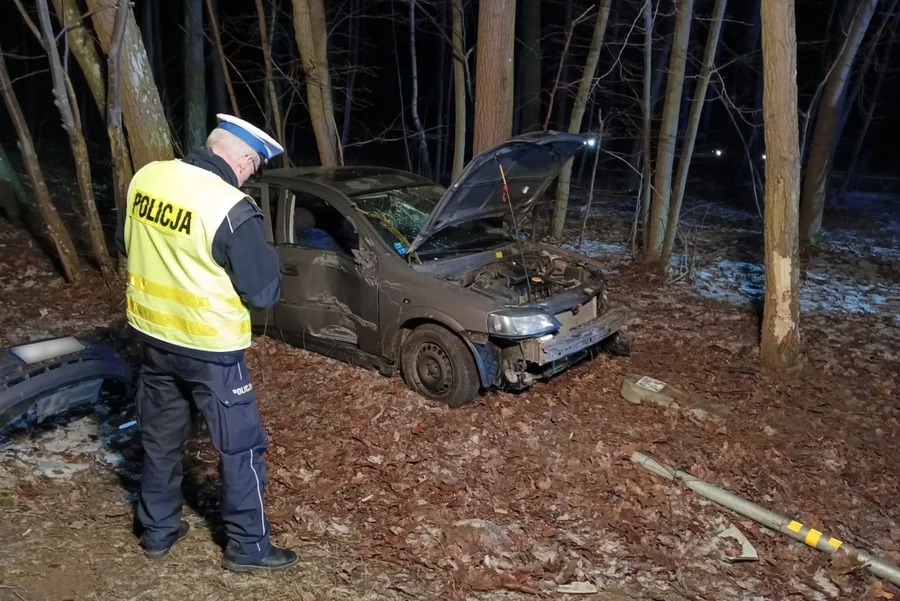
[123,160,252,353]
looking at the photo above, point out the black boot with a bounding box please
[143,520,191,559]
[223,544,299,572]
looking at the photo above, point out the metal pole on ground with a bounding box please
[631,451,900,587]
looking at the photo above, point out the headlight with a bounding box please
[487,309,560,338]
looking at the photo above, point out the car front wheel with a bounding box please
[400,324,480,408]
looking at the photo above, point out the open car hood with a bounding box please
[407,131,594,255]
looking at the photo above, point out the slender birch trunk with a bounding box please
[0,50,80,282]
[659,0,727,267]
[451,0,467,179]
[799,0,879,240]
[644,0,692,263]
[549,0,611,239]
[36,0,112,270]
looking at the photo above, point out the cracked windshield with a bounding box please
[352,185,513,258]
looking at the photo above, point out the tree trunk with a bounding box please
[291,0,339,166]
[409,1,432,178]
[435,0,448,180]
[835,0,898,166]
[644,0,692,263]
[549,0,611,239]
[151,0,165,100]
[639,0,653,250]
[840,4,900,199]
[554,0,574,130]
[183,0,207,152]
[85,0,173,168]
[205,0,239,117]
[107,0,133,217]
[520,0,542,132]
[472,0,516,154]
[36,0,112,270]
[50,0,106,114]
[255,0,289,166]
[659,0,727,267]
[759,0,801,370]
[799,0,879,240]
[0,142,25,226]
[389,1,412,172]
[341,0,360,149]
[629,10,673,191]
[451,0,467,179]
[0,49,80,282]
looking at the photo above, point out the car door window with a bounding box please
[285,191,359,256]
[241,184,274,243]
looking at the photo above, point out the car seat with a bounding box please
[293,207,345,253]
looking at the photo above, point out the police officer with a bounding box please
[114,114,297,572]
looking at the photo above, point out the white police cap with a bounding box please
[215,113,284,162]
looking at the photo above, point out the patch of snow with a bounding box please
[684,257,899,317]
[562,239,628,258]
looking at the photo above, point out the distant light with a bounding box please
[586,137,597,148]
[714,149,723,157]
[762,153,767,160]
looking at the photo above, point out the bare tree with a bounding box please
[630,13,673,192]
[799,0,879,241]
[107,0,133,216]
[341,0,360,149]
[841,4,900,199]
[0,49,80,282]
[519,0,542,132]
[291,0,339,166]
[644,0,692,263]
[184,0,206,152]
[409,0,432,178]
[472,0,516,154]
[34,0,112,270]
[205,0,240,116]
[451,0,467,179]
[549,0,612,240]
[638,0,653,250]
[50,0,106,113]
[760,0,801,369]
[85,0,173,168]
[659,0,727,267]
[255,0,289,165]
[0,142,25,226]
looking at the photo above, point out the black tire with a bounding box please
[400,324,480,408]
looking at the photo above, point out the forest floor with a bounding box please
[1,179,899,601]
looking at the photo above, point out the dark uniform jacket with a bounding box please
[115,149,281,364]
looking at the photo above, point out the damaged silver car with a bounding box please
[243,131,629,407]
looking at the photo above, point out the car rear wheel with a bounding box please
[400,324,480,408]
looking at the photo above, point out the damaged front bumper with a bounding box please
[523,307,629,366]
[477,306,628,389]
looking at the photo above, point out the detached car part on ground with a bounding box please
[0,337,131,430]
[244,131,630,407]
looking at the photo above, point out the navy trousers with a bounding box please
[135,345,271,563]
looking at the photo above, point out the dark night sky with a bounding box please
[2,0,899,183]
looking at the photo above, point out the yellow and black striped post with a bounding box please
[631,451,900,586]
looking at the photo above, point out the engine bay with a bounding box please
[452,251,603,305]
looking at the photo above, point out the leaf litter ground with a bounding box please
[0,186,899,601]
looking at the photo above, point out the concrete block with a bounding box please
[620,374,729,423]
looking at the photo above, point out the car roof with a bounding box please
[260,165,437,196]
